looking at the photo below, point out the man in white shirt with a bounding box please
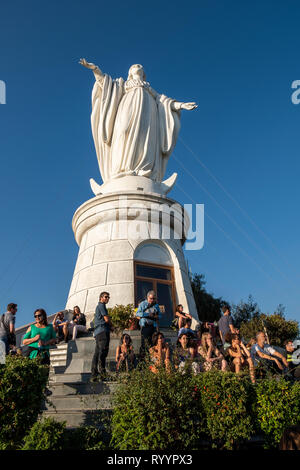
[251,331,288,372]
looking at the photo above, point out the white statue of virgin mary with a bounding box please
[79,59,197,185]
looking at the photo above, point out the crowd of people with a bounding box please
[90,291,300,384]
[0,296,299,387]
[0,303,88,366]
[1,298,299,450]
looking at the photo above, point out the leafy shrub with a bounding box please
[255,378,300,448]
[110,365,205,450]
[190,273,223,322]
[111,367,300,450]
[23,420,106,450]
[22,417,66,450]
[0,356,48,447]
[192,371,255,449]
[107,304,135,333]
[65,425,106,450]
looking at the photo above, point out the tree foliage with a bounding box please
[22,420,106,450]
[111,367,300,450]
[22,417,66,450]
[193,371,255,449]
[107,304,135,333]
[255,378,300,448]
[110,364,205,450]
[229,295,299,347]
[231,295,261,329]
[190,273,224,322]
[0,356,48,447]
[240,312,299,346]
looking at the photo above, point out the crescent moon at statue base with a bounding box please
[89,173,178,196]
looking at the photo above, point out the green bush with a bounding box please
[65,425,106,450]
[255,378,300,448]
[110,365,205,450]
[22,417,66,450]
[107,304,135,333]
[23,420,106,450]
[192,371,255,449]
[0,356,48,447]
[110,366,300,450]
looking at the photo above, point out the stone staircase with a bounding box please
[43,328,178,428]
[49,342,68,368]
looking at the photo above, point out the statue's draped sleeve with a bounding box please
[157,94,181,181]
[91,74,124,182]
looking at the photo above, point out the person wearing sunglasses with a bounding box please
[22,309,56,365]
[91,292,113,382]
[52,310,69,343]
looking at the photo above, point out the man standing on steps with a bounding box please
[218,304,237,344]
[0,303,17,356]
[91,292,113,382]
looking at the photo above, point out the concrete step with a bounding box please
[49,372,118,384]
[42,409,112,428]
[44,394,113,411]
[64,357,118,374]
[51,361,68,368]
[68,337,122,355]
[50,350,68,357]
[49,343,68,369]
[49,343,68,352]
[49,381,119,396]
[49,372,94,384]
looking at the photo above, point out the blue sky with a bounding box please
[1,0,300,327]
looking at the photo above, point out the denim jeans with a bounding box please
[0,337,7,364]
[0,336,9,355]
[91,331,110,376]
[140,324,155,357]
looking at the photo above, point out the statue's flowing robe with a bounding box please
[91,74,181,183]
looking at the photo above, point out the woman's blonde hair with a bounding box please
[201,332,212,355]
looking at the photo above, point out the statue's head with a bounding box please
[127,64,146,81]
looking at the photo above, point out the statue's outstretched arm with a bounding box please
[79,58,104,82]
[172,101,198,111]
[149,87,197,111]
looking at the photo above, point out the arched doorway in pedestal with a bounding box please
[134,243,176,327]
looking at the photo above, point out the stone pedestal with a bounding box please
[65,189,198,327]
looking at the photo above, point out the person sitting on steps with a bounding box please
[175,304,192,330]
[178,317,196,339]
[197,332,227,372]
[228,334,255,383]
[136,290,161,358]
[149,331,171,374]
[52,311,69,343]
[116,333,136,372]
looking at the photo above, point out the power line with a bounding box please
[172,150,298,289]
[179,136,295,273]
[175,181,276,284]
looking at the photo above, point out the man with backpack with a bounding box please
[0,302,17,355]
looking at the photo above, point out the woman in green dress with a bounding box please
[23,309,57,365]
